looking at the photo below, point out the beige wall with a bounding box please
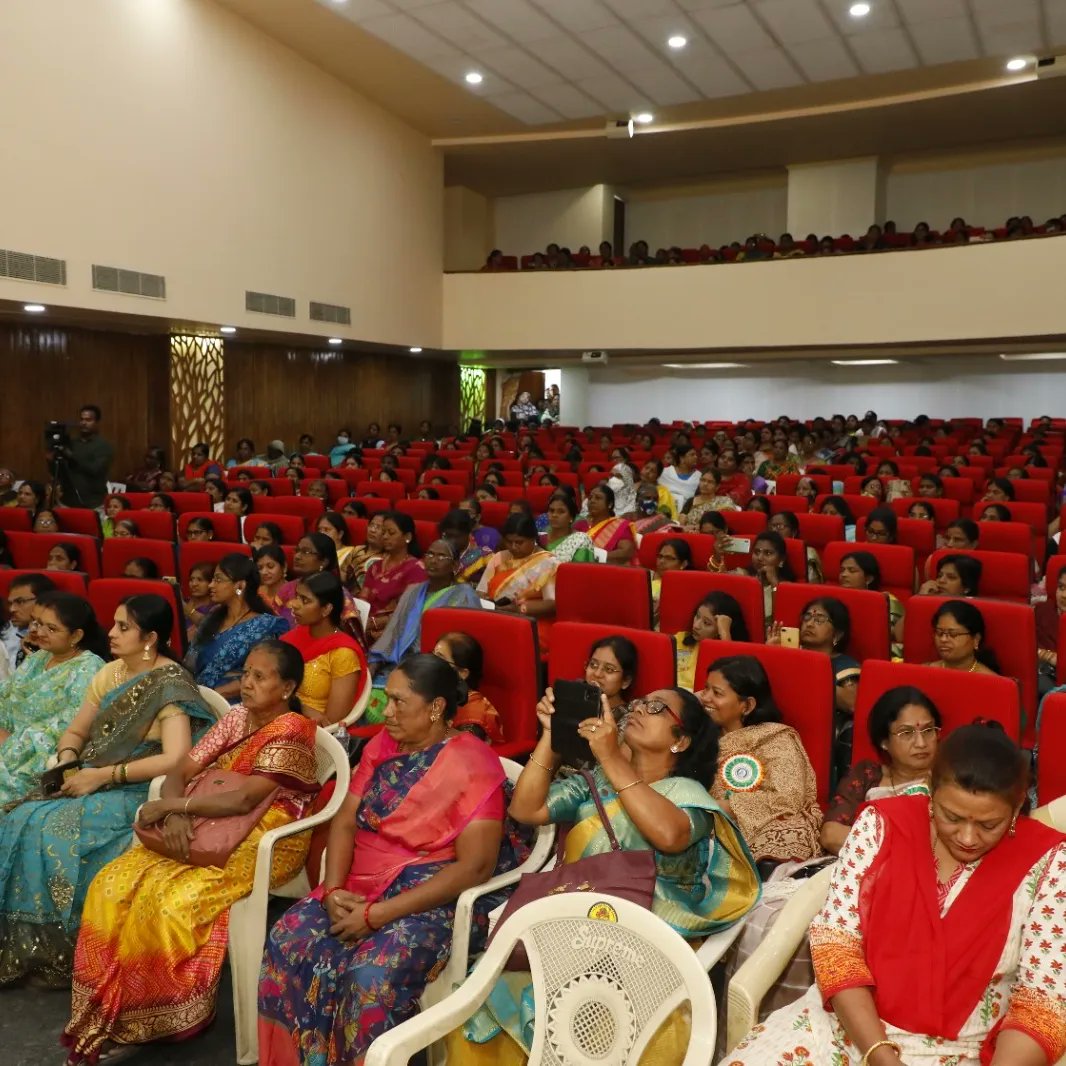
[443,186,494,272]
[493,185,612,256]
[443,237,1066,352]
[788,158,885,238]
[0,0,442,347]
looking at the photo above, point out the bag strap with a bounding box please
[580,769,623,852]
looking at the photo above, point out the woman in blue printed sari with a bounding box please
[364,539,481,722]
[0,595,213,987]
[184,553,288,702]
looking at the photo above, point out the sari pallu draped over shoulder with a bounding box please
[185,611,289,694]
[477,550,558,652]
[62,710,319,1063]
[0,663,214,988]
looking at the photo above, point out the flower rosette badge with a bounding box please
[720,753,764,793]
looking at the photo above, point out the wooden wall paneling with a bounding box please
[221,344,460,456]
[0,324,170,484]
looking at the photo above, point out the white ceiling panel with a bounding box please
[488,91,564,123]
[910,16,981,64]
[691,4,776,51]
[576,72,648,111]
[754,0,836,45]
[972,0,1039,25]
[675,0,748,10]
[895,0,967,21]
[628,13,699,54]
[850,28,919,73]
[626,63,704,105]
[600,0,679,19]
[410,3,509,51]
[975,19,1045,53]
[1049,0,1066,48]
[462,0,562,43]
[828,0,902,35]
[359,12,459,56]
[534,36,616,79]
[789,36,861,81]
[581,23,664,67]
[326,0,393,21]
[384,0,443,9]
[475,46,561,89]
[740,46,806,88]
[528,0,619,34]
[669,41,754,95]
[418,50,515,94]
[529,82,605,118]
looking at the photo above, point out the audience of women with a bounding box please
[357,512,425,643]
[698,655,822,867]
[581,481,635,564]
[281,572,366,731]
[919,553,982,597]
[316,511,360,587]
[277,533,362,633]
[0,592,109,805]
[542,491,596,562]
[768,511,824,582]
[432,631,505,743]
[47,542,82,572]
[254,545,288,613]
[658,445,701,512]
[729,722,1066,1066]
[63,640,318,1062]
[819,685,941,855]
[0,596,212,987]
[477,514,558,650]
[461,672,759,1059]
[438,508,493,585]
[674,591,749,690]
[258,654,520,1065]
[681,468,738,530]
[837,549,905,653]
[184,553,287,701]
[459,497,501,552]
[942,517,980,550]
[737,531,795,615]
[926,600,999,674]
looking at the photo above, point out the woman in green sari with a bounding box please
[453,684,760,1062]
[0,592,109,805]
[0,595,214,987]
[543,491,598,563]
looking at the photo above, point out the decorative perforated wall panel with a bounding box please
[460,365,486,427]
[169,335,225,464]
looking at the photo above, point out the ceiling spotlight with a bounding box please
[830,358,898,366]
[999,352,1066,362]
[1005,57,1028,72]
[634,112,654,124]
[667,34,687,49]
[409,346,423,353]
[219,326,237,334]
[849,2,871,17]
[23,303,46,313]
[328,338,343,345]
[464,71,483,85]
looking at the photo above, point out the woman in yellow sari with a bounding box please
[62,640,320,1064]
[477,514,558,654]
[581,481,635,565]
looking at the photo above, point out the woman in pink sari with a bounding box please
[258,655,522,1066]
[581,480,635,564]
[358,511,425,643]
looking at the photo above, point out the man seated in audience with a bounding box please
[1,573,56,670]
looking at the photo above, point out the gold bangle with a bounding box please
[616,779,643,793]
[110,765,119,786]
[183,798,192,818]
[528,755,554,774]
[861,1039,901,1066]
[120,762,129,786]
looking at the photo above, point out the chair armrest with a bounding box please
[725,866,833,1053]
[45,754,59,770]
[148,774,165,801]
[696,918,747,971]
[340,674,371,729]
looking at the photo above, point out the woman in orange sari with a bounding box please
[477,514,558,654]
[62,641,320,1064]
[580,480,636,564]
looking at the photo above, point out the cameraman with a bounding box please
[48,405,114,509]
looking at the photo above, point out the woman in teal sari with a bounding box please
[0,592,109,805]
[0,595,213,987]
[453,684,761,1062]
[184,552,288,702]
[365,539,482,721]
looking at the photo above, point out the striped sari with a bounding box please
[477,549,559,653]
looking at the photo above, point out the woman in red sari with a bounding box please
[728,721,1066,1066]
[63,641,320,1064]
[357,511,425,643]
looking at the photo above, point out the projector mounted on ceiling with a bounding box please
[582,350,609,365]
[605,119,634,140]
[1036,55,1066,79]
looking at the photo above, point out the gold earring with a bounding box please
[430,714,440,723]
[142,644,153,661]
[670,744,680,754]
[1009,814,1018,837]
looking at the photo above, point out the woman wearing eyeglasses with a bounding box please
[924,600,1000,675]
[457,676,760,1061]
[820,686,941,855]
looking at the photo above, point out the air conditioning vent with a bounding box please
[245,290,296,318]
[92,264,166,299]
[309,301,351,326]
[0,248,67,286]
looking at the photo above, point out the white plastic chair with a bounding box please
[338,668,372,729]
[1032,794,1066,831]
[197,684,232,721]
[366,892,717,1066]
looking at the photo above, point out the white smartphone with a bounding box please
[725,535,752,554]
[780,626,801,648]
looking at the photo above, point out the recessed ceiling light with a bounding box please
[23,303,46,313]
[219,326,237,334]
[831,358,898,366]
[999,352,1066,362]
[634,112,654,124]
[664,362,748,369]
[1005,57,1028,72]
[667,34,687,49]
[409,346,423,353]
[849,2,871,17]
[464,71,483,85]
[328,338,343,345]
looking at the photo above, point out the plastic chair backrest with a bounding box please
[419,607,541,759]
[852,659,1021,763]
[774,581,890,663]
[7,531,101,579]
[693,639,834,804]
[88,578,185,654]
[658,571,766,643]
[549,621,677,695]
[924,548,1030,603]
[101,537,178,578]
[555,563,652,630]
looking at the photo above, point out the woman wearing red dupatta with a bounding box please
[258,655,525,1066]
[63,641,320,1065]
[728,723,1066,1066]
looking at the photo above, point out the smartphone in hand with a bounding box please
[550,679,602,766]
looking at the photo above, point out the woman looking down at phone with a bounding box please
[459,682,760,1061]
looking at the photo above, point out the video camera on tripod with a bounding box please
[44,421,72,454]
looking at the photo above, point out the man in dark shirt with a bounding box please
[51,404,114,508]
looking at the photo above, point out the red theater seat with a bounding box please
[179,542,252,595]
[8,532,100,579]
[353,481,405,502]
[419,607,540,759]
[396,499,451,524]
[823,541,915,602]
[160,492,212,515]
[55,508,102,537]
[251,496,325,525]
[247,514,305,545]
[126,511,177,541]
[0,509,31,532]
[89,578,185,655]
[549,621,676,697]
[1036,693,1066,805]
[658,571,766,643]
[774,581,890,663]
[0,568,87,598]
[102,537,178,578]
[554,563,652,630]
[923,548,1030,603]
[795,513,845,550]
[178,512,242,543]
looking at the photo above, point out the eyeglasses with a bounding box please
[7,596,36,608]
[801,611,831,625]
[866,527,890,540]
[585,658,621,676]
[294,546,321,557]
[933,628,972,640]
[890,724,941,742]
[628,697,683,729]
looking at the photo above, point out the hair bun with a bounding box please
[454,677,470,707]
[971,717,1005,732]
